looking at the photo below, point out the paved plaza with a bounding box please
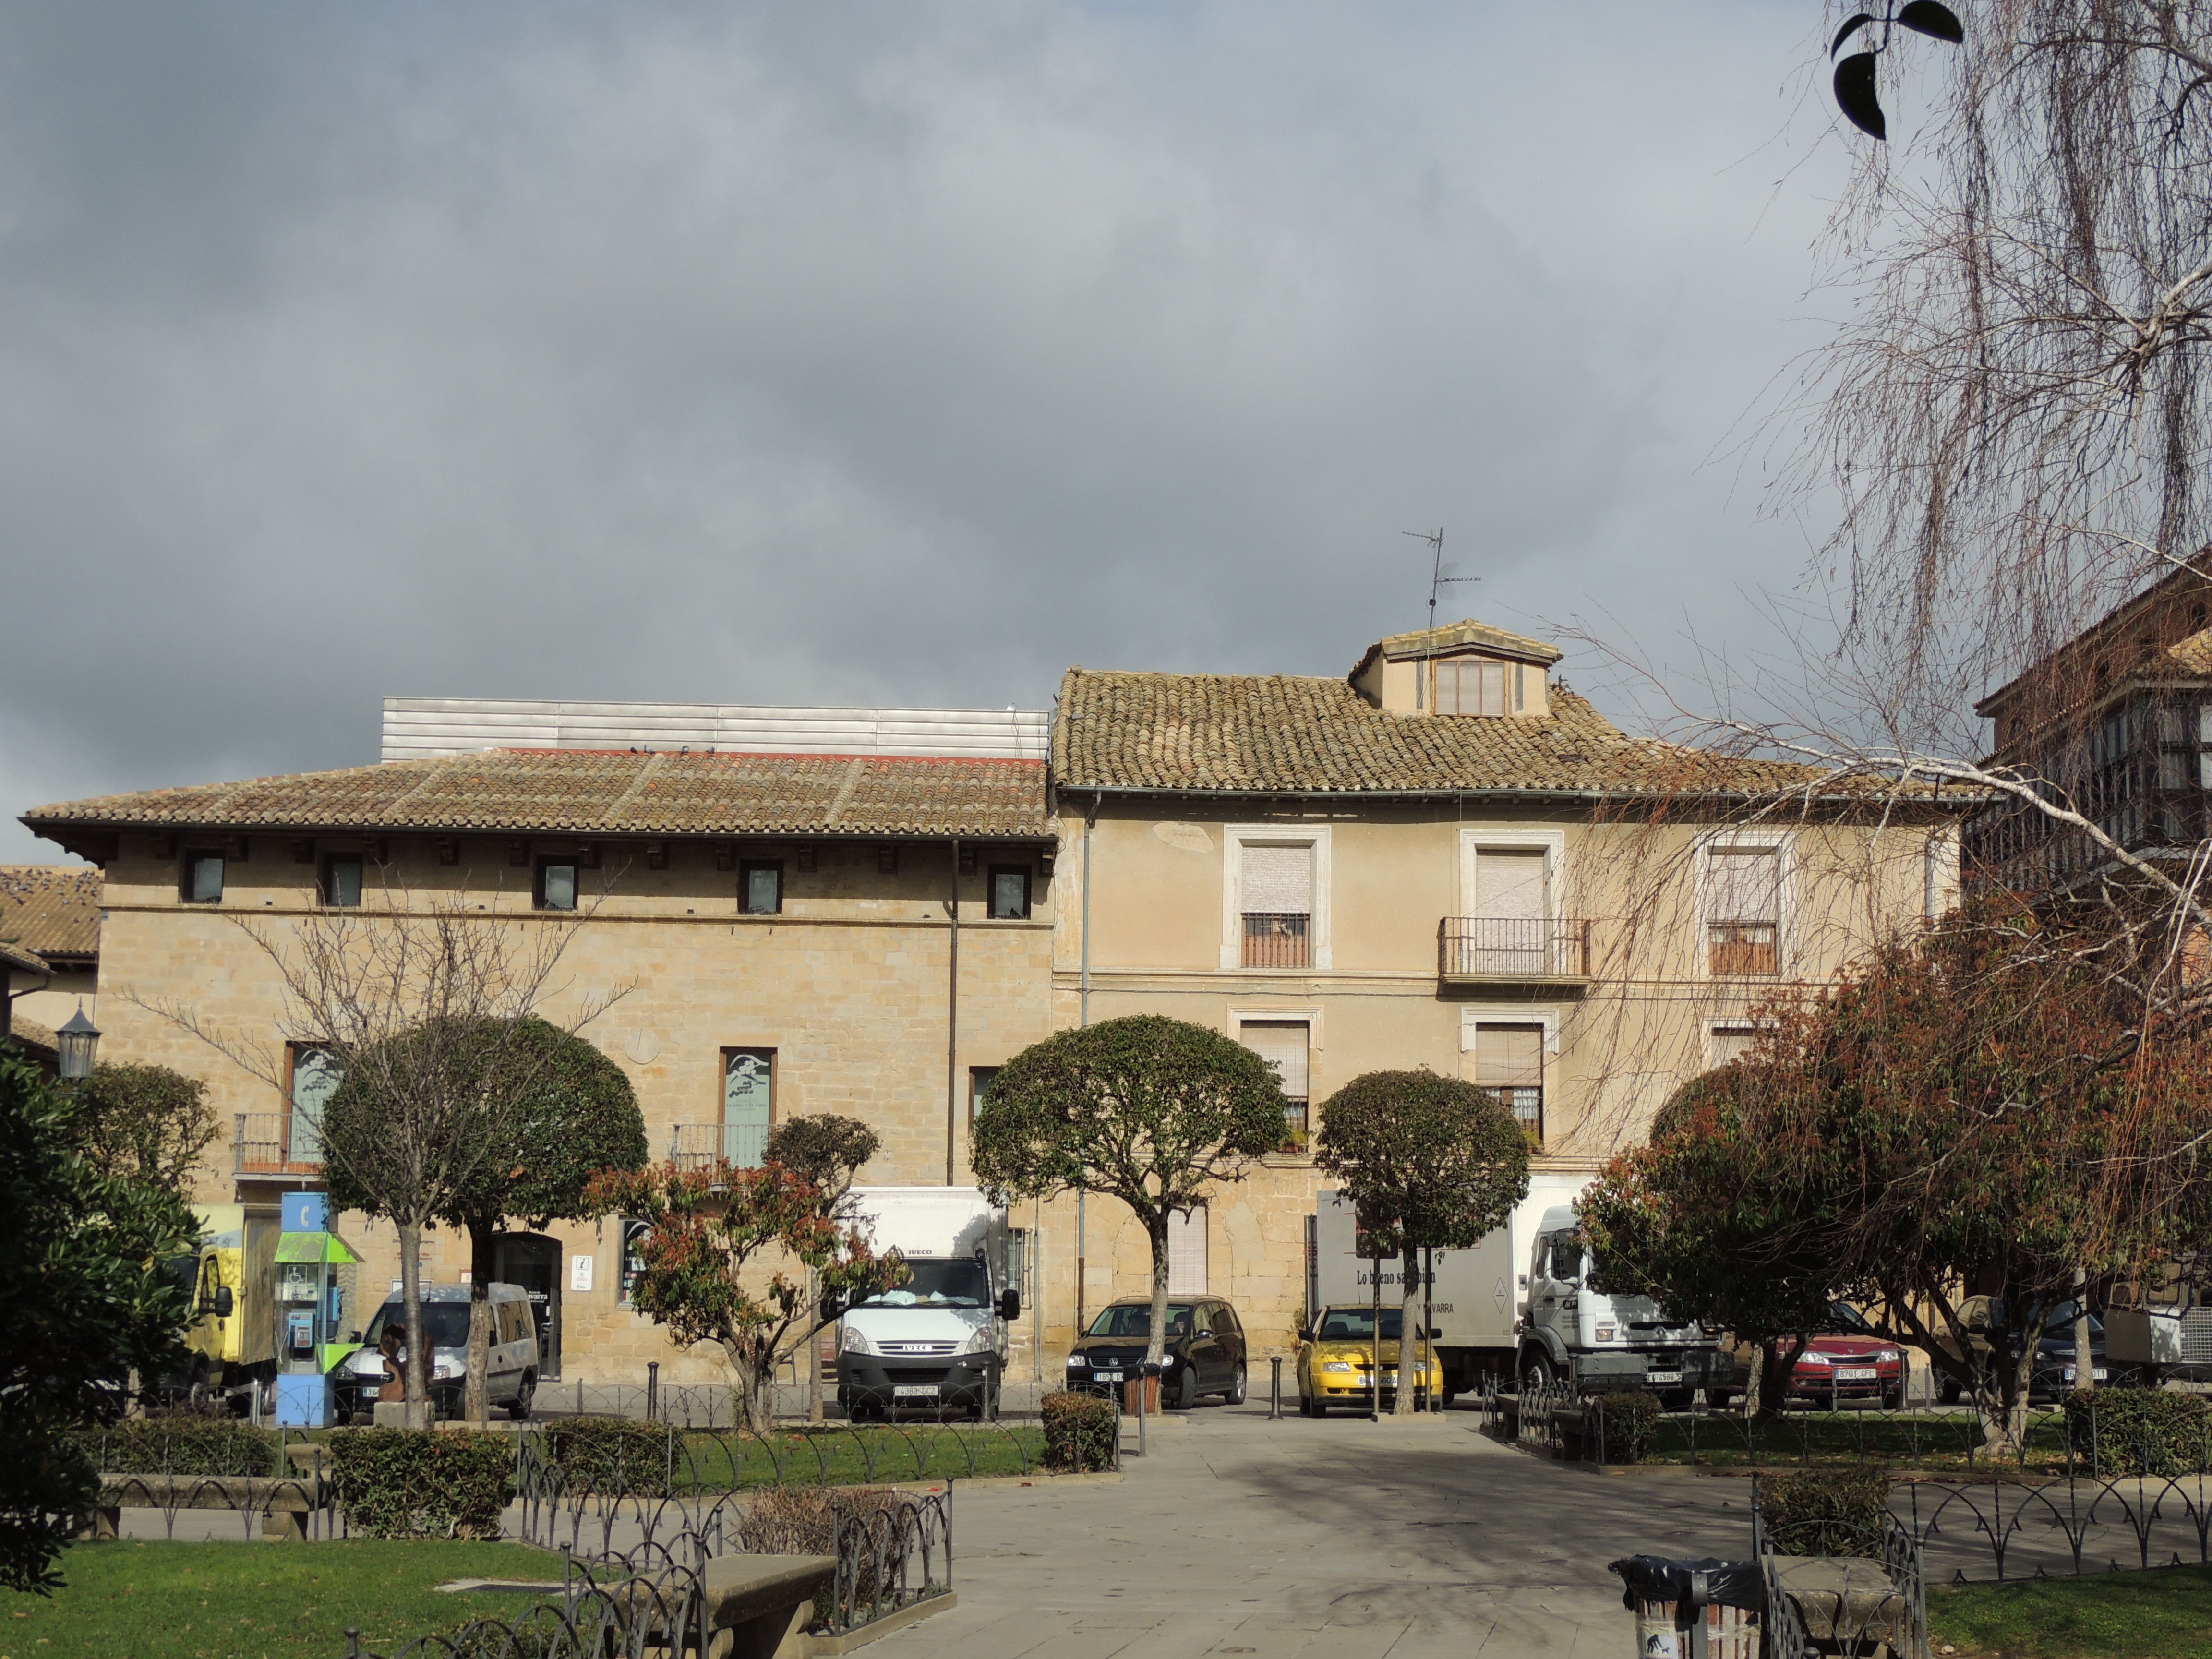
[874,1403,1757,1659]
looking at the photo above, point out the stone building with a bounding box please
[0,863,102,1042]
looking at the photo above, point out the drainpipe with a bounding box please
[1077,800,1095,1333]
[946,836,960,1186]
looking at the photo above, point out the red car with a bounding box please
[1782,1301,1908,1408]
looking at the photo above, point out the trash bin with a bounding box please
[1607,1556,1762,1659]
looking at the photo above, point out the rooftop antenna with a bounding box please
[1403,527,1477,709]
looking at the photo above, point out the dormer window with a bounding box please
[1435,657,1510,716]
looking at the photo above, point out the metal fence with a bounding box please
[1755,1496,1928,1659]
[76,1422,344,1541]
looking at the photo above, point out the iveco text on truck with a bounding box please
[836,1186,1019,1419]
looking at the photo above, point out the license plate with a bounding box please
[1095,1371,1122,1383]
[893,1385,939,1397]
[1837,1367,1878,1381]
[1646,1371,1682,1384]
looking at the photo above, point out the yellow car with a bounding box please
[1297,1305,1445,1416]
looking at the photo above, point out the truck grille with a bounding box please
[2184,1308,2212,1365]
[879,1341,958,1357]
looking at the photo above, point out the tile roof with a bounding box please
[1053,668,1872,799]
[1,1015,57,1061]
[22,751,1052,842]
[1351,618,1564,674]
[0,937,47,977]
[0,866,101,962]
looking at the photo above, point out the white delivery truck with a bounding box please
[835,1186,1019,1419]
[1314,1181,1724,1404]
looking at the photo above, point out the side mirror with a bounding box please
[212,1287,235,1318]
[349,1330,363,1344]
[1429,1326,1443,1339]
[820,1294,846,1322]
[999,1289,1021,1321]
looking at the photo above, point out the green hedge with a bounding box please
[1593,1392,1659,1465]
[329,1430,515,1539]
[1041,1392,1117,1473]
[2065,1388,2212,1475]
[74,1419,282,1477]
[1758,1468,1890,1558]
[537,1417,673,1496]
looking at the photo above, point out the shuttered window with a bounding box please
[1709,1025,1758,1067]
[1435,658,1509,716]
[1473,1024,1543,1141]
[1240,842,1313,968]
[1168,1206,1209,1296]
[289,1046,343,1166]
[1707,846,1781,976]
[1240,1020,1311,1151]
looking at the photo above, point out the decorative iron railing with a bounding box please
[1437,917,1591,980]
[233,1111,322,1176]
[668,1120,770,1170]
[1241,912,1310,968]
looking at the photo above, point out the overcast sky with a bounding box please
[0,2,1865,862]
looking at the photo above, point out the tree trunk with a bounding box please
[805,1263,822,1424]
[1754,1336,1803,1422]
[2073,1268,2095,1397]
[1395,1241,1420,1417]
[397,1217,428,1411]
[466,1222,495,1426]
[1146,1223,1172,1376]
[727,1336,774,1433]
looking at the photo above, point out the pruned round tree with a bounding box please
[764,1114,881,1420]
[1313,1070,1530,1413]
[971,1015,1286,1374]
[68,1061,220,1201]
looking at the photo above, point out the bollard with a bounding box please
[1138,1364,1148,1458]
[1271,1355,1283,1419]
[647,1361,659,1423]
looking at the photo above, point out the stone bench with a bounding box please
[92,1472,327,1541]
[1768,1555,1910,1653]
[585,1555,839,1659]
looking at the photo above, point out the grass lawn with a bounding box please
[1931,1562,2212,1657]
[673,1423,1049,1490]
[2,1539,561,1659]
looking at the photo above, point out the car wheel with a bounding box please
[1225,1363,1247,1406]
[1659,1389,1694,1412]
[1173,1367,1199,1410]
[507,1372,536,1421]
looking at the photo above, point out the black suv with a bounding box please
[1064,1297,1249,1408]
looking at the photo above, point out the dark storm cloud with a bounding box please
[0,1,1843,858]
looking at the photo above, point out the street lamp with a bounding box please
[56,1002,99,1082]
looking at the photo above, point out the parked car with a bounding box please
[333,1283,539,1421]
[1934,1297,2142,1403]
[1062,1297,1249,1408]
[1717,1301,1907,1409]
[1295,1305,1444,1416]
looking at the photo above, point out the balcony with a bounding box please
[1438,917,1592,986]
[1242,912,1310,969]
[234,1112,322,1178]
[670,1121,770,1171]
[1708,922,1779,977]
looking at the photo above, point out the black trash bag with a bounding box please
[1607,1555,1764,1612]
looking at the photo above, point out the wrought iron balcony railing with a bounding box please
[234,1111,322,1177]
[1241,912,1310,969]
[1437,917,1592,983]
[669,1121,771,1171]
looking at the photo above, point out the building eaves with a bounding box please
[0,866,100,961]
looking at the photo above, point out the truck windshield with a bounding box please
[165,1255,201,1302]
[1317,1309,1405,1341]
[363,1300,473,1351]
[851,1259,991,1310]
[1086,1304,1193,1337]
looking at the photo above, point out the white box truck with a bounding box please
[1314,1179,1724,1403]
[836,1186,1019,1419]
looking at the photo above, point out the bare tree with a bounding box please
[132,886,623,1411]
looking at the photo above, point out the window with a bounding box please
[721,1047,775,1166]
[619,1219,652,1306]
[289,1045,343,1166]
[1707,845,1780,976]
[968,1066,999,1133]
[1473,1023,1543,1141]
[988,865,1031,920]
[1239,1020,1311,1151]
[1709,1024,1759,1067]
[183,852,225,904]
[1168,1206,1209,1296]
[1434,657,1509,716]
[740,861,782,915]
[1467,847,1550,974]
[322,854,362,908]
[1240,843,1312,968]
[537,858,578,912]
[1547,1233,1584,1283]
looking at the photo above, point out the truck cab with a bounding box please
[836,1186,1019,1420]
[1519,1205,1724,1405]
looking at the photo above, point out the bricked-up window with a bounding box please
[1473,1024,1543,1142]
[740,861,782,915]
[182,851,225,904]
[1239,1020,1311,1151]
[321,854,362,908]
[1240,843,1312,968]
[968,1066,1000,1134]
[721,1047,775,1166]
[1168,1206,1209,1296]
[988,865,1031,920]
[536,858,578,912]
[1707,846,1780,976]
[1435,657,1509,716]
[1710,1024,1759,1068]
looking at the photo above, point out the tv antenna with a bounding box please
[1404,526,1477,635]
